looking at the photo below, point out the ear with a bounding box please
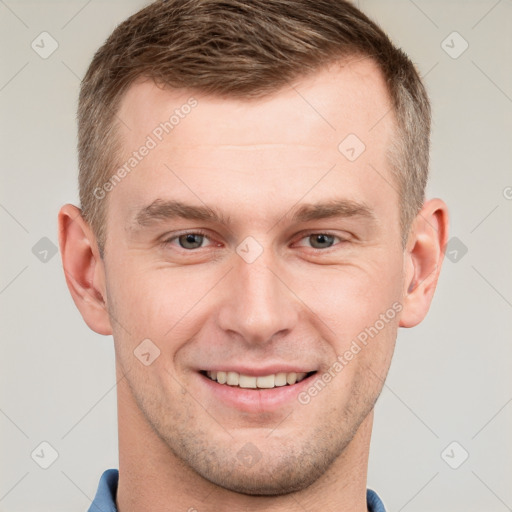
[58,204,112,335]
[399,198,449,328]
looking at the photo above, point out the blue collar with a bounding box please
[88,469,387,512]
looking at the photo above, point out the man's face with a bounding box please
[103,58,406,494]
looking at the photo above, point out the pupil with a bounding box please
[180,234,203,249]
[312,234,333,248]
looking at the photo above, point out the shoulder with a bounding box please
[87,468,119,512]
[367,488,387,512]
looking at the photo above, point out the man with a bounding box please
[58,0,449,510]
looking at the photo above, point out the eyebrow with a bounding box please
[130,197,376,230]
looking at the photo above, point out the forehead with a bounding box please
[110,57,397,231]
[117,56,394,148]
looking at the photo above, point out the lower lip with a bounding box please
[199,372,316,413]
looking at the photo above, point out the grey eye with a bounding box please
[178,233,205,249]
[308,234,336,249]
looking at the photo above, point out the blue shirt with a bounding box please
[88,469,387,512]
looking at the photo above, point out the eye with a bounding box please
[177,233,207,250]
[161,230,346,252]
[296,232,345,250]
[162,230,215,250]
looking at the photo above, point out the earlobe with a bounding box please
[58,204,113,335]
[399,198,449,328]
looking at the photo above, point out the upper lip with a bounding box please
[199,365,317,376]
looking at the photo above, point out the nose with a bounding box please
[216,246,299,346]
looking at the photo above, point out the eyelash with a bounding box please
[161,229,347,252]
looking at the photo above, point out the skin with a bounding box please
[58,57,449,512]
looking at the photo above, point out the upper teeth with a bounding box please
[206,371,309,388]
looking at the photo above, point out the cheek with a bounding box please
[110,265,184,320]
[106,263,223,353]
[296,255,404,341]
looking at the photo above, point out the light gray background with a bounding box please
[1,0,511,511]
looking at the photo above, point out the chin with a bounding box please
[200,460,325,496]
[177,434,347,497]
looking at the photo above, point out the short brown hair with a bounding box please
[78,0,431,257]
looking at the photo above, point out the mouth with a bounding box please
[200,370,317,389]
[197,368,319,412]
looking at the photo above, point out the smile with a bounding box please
[202,370,316,389]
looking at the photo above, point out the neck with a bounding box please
[115,367,373,512]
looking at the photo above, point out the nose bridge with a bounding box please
[217,242,297,344]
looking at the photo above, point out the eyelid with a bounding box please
[162,229,349,251]
[292,230,347,248]
[161,228,216,248]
